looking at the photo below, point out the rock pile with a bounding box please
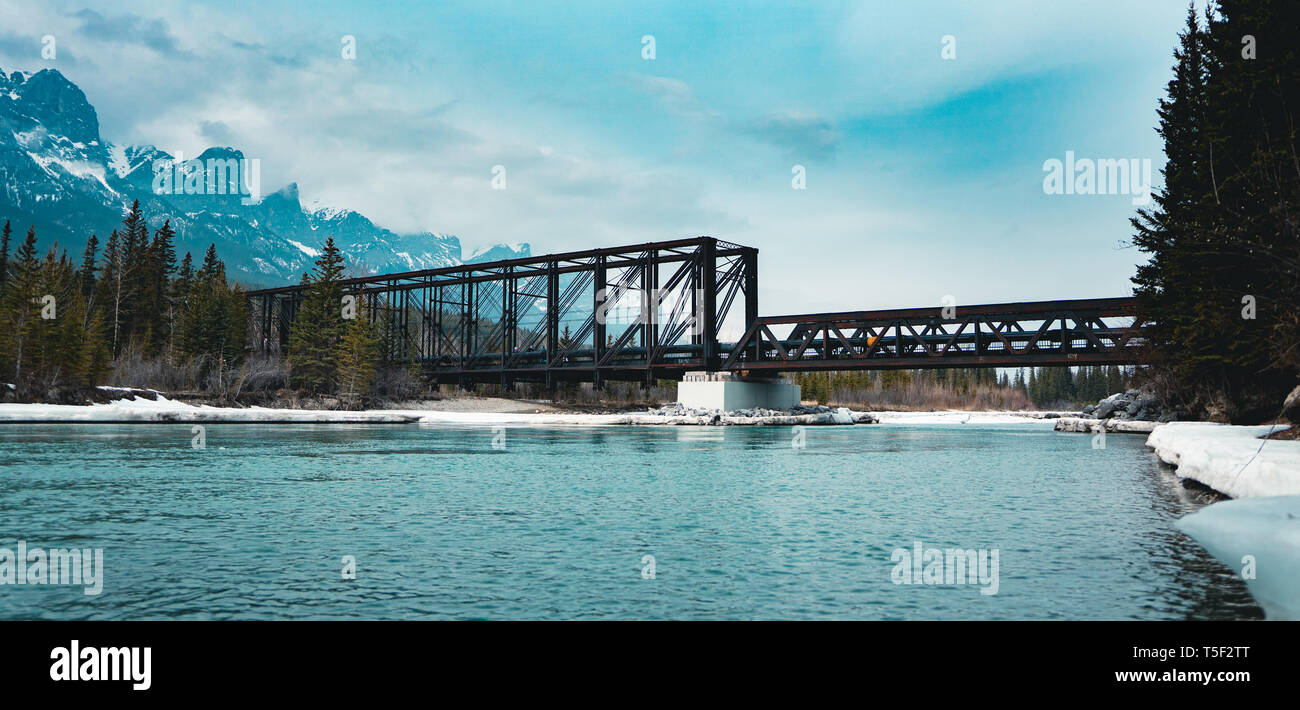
[1080,386,1184,423]
[648,403,830,418]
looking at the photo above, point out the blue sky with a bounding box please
[0,0,1197,317]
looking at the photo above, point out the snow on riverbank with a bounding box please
[413,410,625,426]
[402,408,860,427]
[418,407,1046,427]
[868,410,1066,426]
[0,395,1067,427]
[1177,495,1300,620]
[0,396,858,426]
[1147,422,1300,498]
[1053,416,1159,434]
[0,394,420,423]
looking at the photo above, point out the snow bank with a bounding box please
[414,410,628,427]
[414,407,858,427]
[0,395,419,424]
[0,397,858,427]
[869,410,1065,426]
[1177,495,1300,620]
[1054,417,1159,434]
[1146,422,1299,498]
[0,397,1075,430]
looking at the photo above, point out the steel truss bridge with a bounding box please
[247,237,1147,385]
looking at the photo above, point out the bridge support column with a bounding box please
[676,371,800,412]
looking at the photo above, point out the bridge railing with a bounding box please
[720,297,1148,371]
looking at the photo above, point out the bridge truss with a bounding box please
[248,238,1148,385]
[248,237,758,385]
[721,298,1145,372]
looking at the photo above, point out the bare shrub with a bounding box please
[824,380,1033,412]
[107,346,198,392]
[372,364,424,401]
[224,354,289,403]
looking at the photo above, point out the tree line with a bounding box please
[0,204,409,406]
[793,366,1131,410]
[1132,1,1299,422]
[0,201,246,401]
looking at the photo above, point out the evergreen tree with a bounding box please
[336,295,380,406]
[81,307,111,387]
[174,252,194,302]
[0,220,10,295]
[1133,1,1300,420]
[1132,6,1212,383]
[78,235,99,301]
[142,220,177,355]
[0,227,41,390]
[30,247,90,391]
[1206,0,1300,405]
[96,229,128,355]
[288,237,347,393]
[117,200,148,348]
[176,244,247,388]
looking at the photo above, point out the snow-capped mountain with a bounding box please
[0,66,529,287]
[465,242,532,264]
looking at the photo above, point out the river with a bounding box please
[0,422,1262,619]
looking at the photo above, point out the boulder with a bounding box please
[1285,385,1300,425]
[1131,395,1157,412]
[1125,396,1158,421]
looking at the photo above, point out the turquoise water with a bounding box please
[0,422,1262,620]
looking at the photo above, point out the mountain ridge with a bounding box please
[0,66,529,287]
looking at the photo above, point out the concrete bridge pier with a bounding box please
[675,371,801,411]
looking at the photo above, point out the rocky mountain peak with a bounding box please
[0,66,530,287]
[2,67,100,147]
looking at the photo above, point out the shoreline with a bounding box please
[0,394,1075,427]
[4,394,1293,500]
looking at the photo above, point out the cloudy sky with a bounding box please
[0,0,1196,314]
